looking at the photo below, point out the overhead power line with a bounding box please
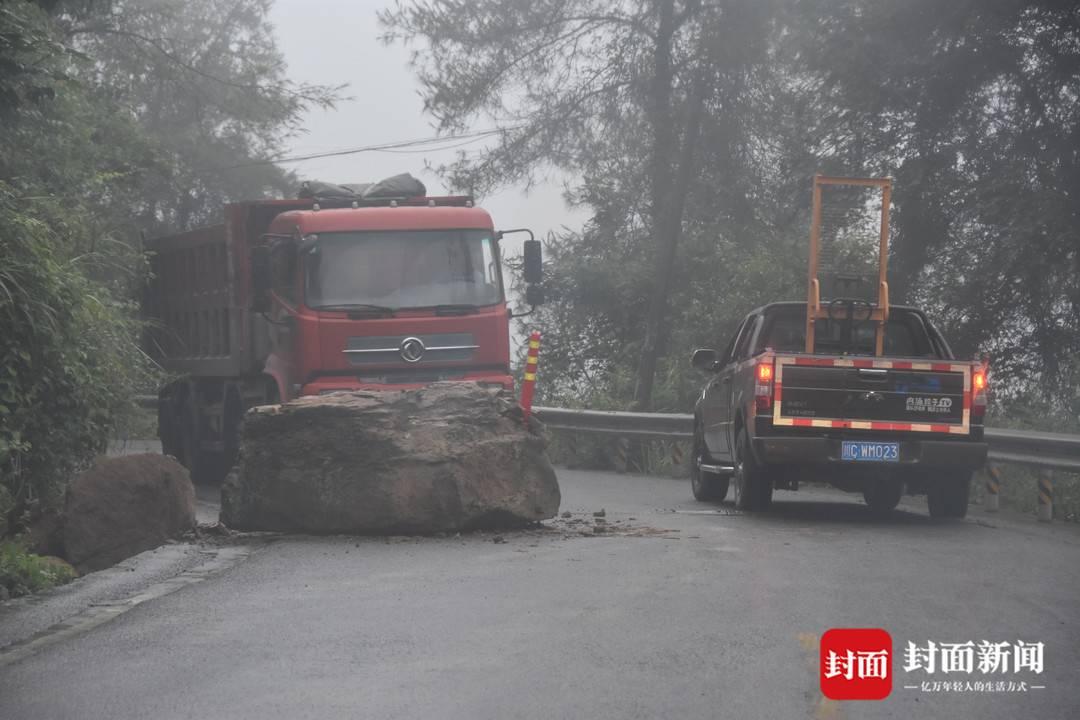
[225,127,514,169]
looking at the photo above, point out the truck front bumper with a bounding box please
[755,435,988,470]
[301,373,515,395]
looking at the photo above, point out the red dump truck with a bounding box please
[143,177,543,482]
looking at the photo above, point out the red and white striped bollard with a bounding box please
[519,331,541,424]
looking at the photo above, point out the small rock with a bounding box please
[493,536,506,544]
[561,511,572,519]
[593,509,606,518]
[198,522,235,537]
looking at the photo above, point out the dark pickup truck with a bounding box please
[689,302,988,517]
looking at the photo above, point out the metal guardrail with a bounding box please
[532,407,693,441]
[138,395,1080,472]
[532,407,1080,472]
[983,428,1080,472]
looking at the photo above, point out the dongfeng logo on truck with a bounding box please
[906,397,953,413]
[399,337,426,363]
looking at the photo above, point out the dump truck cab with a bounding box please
[256,202,514,399]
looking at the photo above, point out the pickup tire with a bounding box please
[733,429,772,511]
[863,478,903,513]
[927,471,972,519]
[690,423,730,502]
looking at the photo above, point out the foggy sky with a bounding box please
[270,0,587,258]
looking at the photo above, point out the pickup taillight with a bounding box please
[755,361,775,413]
[971,366,989,422]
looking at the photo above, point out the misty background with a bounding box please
[271,0,587,268]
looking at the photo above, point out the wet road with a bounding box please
[1,469,1078,720]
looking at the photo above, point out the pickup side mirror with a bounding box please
[251,245,271,313]
[691,348,720,372]
[523,238,542,285]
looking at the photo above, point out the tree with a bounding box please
[0,0,339,526]
[383,0,784,409]
[64,0,340,233]
[796,0,1080,410]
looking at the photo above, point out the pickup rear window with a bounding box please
[756,307,938,358]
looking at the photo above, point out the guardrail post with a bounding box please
[671,441,684,477]
[984,464,1000,512]
[614,437,629,474]
[1037,469,1053,522]
[566,432,580,469]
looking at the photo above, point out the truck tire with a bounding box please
[863,478,903,513]
[690,423,729,502]
[157,394,181,460]
[733,429,772,511]
[927,471,972,519]
[218,387,244,482]
[176,391,219,485]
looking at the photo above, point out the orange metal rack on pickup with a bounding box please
[805,175,893,357]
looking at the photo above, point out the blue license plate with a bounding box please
[841,441,899,463]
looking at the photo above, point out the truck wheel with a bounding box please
[863,478,903,513]
[157,394,181,460]
[690,424,729,502]
[928,471,972,519]
[219,387,244,481]
[733,429,772,511]
[177,393,217,485]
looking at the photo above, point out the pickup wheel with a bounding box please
[690,424,730,502]
[927,471,972,519]
[863,478,903,513]
[733,429,772,512]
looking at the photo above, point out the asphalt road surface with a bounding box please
[1,469,1078,720]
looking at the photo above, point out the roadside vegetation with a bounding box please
[0,540,77,599]
[0,0,338,541]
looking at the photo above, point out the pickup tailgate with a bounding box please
[773,356,972,434]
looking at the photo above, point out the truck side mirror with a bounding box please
[523,238,543,285]
[251,245,271,313]
[691,348,720,372]
[525,283,545,306]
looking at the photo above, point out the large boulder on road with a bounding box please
[221,383,560,534]
[64,454,196,573]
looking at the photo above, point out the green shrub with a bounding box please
[0,182,158,525]
[0,540,76,598]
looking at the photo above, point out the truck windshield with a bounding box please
[304,229,503,310]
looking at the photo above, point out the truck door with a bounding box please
[722,314,760,451]
[701,316,751,460]
[266,238,301,396]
